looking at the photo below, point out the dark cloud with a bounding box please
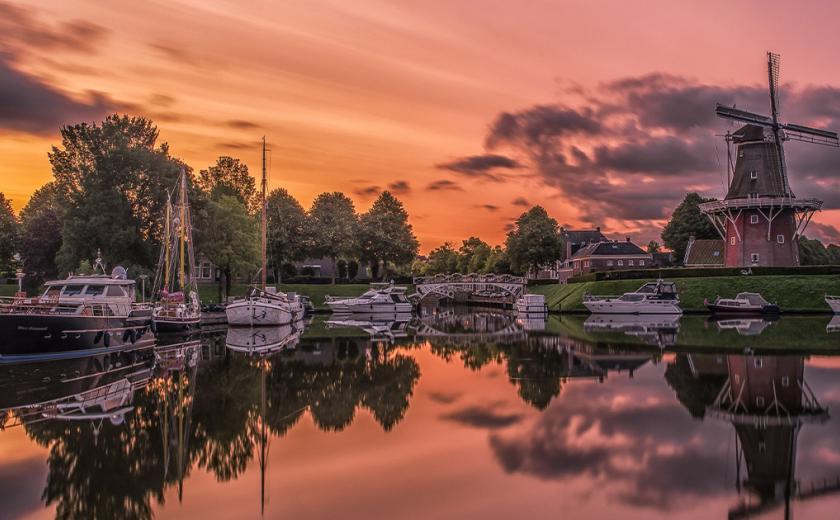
[217,141,255,150]
[471,71,840,234]
[511,197,530,207]
[149,41,199,66]
[354,185,381,198]
[225,119,260,130]
[0,55,121,135]
[436,154,521,181]
[442,404,523,429]
[427,391,461,404]
[388,180,411,194]
[426,179,463,191]
[475,204,499,212]
[0,2,110,55]
[148,93,176,107]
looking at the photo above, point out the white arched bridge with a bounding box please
[412,273,526,305]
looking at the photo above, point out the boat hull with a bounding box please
[153,316,201,332]
[706,304,780,316]
[0,313,152,361]
[327,301,413,314]
[583,300,682,315]
[225,299,302,326]
[827,296,840,314]
[516,303,548,314]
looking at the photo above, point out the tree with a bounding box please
[18,183,65,285]
[456,237,490,274]
[647,240,661,253]
[481,246,511,274]
[201,195,259,301]
[661,193,718,264]
[0,192,18,274]
[49,115,183,274]
[798,236,840,265]
[196,156,258,212]
[424,242,459,275]
[504,206,562,274]
[357,191,419,280]
[265,188,307,282]
[307,192,358,284]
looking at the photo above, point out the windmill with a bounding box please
[699,52,839,267]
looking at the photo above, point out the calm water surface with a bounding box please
[2,309,840,519]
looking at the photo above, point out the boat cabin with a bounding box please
[41,275,136,304]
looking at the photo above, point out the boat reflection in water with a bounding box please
[711,316,777,336]
[828,315,840,333]
[584,313,680,347]
[326,312,413,343]
[225,321,304,355]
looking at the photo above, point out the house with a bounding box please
[683,236,725,267]
[561,227,608,260]
[566,237,653,276]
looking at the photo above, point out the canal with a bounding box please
[1,309,839,519]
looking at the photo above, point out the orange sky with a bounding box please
[2,0,840,252]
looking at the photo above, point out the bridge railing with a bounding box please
[413,273,526,285]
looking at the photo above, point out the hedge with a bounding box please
[568,265,840,283]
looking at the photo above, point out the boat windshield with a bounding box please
[84,285,106,296]
[619,293,646,302]
[63,285,85,297]
[738,293,769,306]
[42,286,62,298]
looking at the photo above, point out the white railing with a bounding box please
[699,197,822,213]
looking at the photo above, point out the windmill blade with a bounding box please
[782,123,840,147]
[715,104,773,128]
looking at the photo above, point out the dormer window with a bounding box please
[750,170,758,180]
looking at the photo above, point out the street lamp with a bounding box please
[15,268,24,294]
[139,274,149,303]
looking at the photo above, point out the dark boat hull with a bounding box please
[0,313,152,361]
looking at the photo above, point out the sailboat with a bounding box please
[225,138,305,326]
[152,170,201,332]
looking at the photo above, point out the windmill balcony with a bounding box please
[699,197,822,214]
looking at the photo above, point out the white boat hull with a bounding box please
[327,301,413,314]
[827,296,840,314]
[226,299,301,326]
[583,299,682,315]
[516,303,547,314]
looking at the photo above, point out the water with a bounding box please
[1,309,839,519]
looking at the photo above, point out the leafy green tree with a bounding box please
[49,115,183,274]
[357,191,419,280]
[307,192,358,284]
[661,193,718,264]
[456,237,490,274]
[504,206,562,274]
[647,240,661,253]
[196,156,258,212]
[798,236,837,265]
[424,242,459,275]
[0,192,18,274]
[481,246,511,274]
[201,195,259,301]
[265,188,307,282]
[18,183,65,285]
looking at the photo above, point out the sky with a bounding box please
[1,0,840,252]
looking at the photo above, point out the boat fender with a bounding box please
[150,320,157,334]
[128,329,137,343]
[103,332,111,348]
[94,331,103,344]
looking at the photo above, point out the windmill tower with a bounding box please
[699,52,839,267]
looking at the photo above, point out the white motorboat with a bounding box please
[827,295,840,314]
[516,293,547,314]
[706,292,780,316]
[583,280,681,315]
[225,138,305,327]
[226,288,305,326]
[325,283,413,314]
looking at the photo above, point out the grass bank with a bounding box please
[529,275,840,313]
[197,283,411,310]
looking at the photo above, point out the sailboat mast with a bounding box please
[164,194,171,289]
[179,171,186,290]
[261,137,267,291]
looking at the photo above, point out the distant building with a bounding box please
[683,236,725,267]
[561,227,608,260]
[566,237,653,276]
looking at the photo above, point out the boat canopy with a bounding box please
[636,281,677,294]
[735,292,770,306]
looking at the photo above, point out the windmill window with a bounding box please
[738,150,745,158]
[628,260,635,266]
[777,235,785,244]
[617,260,624,266]
[639,260,645,266]
[754,358,763,368]
[749,192,758,199]
[759,442,767,453]
[750,215,759,224]
[750,170,758,180]
[756,396,765,407]
[781,376,790,387]
[730,237,736,246]
[751,253,760,264]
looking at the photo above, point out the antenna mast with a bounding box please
[261,137,267,291]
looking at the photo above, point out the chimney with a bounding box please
[626,236,631,243]
[596,226,601,232]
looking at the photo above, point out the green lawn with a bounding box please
[530,275,840,313]
[197,283,412,310]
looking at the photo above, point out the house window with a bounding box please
[750,215,759,224]
[607,260,613,267]
[584,260,589,267]
[730,237,736,246]
[777,235,785,244]
[751,253,760,264]
[750,170,758,180]
[628,260,635,266]
[639,260,645,266]
[202,262,212,279]
[781,376,790,387]
[617,260,624,266]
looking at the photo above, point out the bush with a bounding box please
[567,265,840,283]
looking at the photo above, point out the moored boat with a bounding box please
[827,295,840,314]
[516,293,547,314]
[706,292,780,316]
[0,260,153,361]
[583,280,682,315]
[325,283,412,314]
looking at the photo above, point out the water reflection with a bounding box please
[1,309,840,519]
